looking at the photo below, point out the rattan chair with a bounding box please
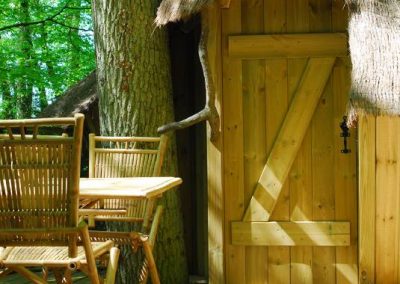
[0,114,119,284]
[81,134,168,284]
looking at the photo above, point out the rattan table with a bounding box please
[79,176,182,199]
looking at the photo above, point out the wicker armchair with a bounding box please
[81,134,168,284]
[0,114,119,284]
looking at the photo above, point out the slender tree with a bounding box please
[17,0,34,118]
[0,79,15,118]
[92,1,188,283]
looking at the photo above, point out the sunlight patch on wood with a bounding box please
[231,221,350,246]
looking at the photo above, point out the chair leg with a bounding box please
[142,241,160,284]
[79,221,101,284]
[63,269,72,284]
[104,247,120,284]
[9,265,47,284]
[53,269,64,284]
[41,267,49,281]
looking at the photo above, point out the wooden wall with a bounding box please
[207,0,357,283]
[359,116,400,284]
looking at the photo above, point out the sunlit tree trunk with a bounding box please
[69,0,82,78]
[18,0,33,118]
[92,1,188,283]
[28,0,47,113]
[39,23,57,94]
[0,80,15,118]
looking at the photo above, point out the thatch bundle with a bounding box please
[347,0,400,123]
[155,0,212,26]
[40,71,97,118]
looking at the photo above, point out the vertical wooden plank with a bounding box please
[358,115,376,284]
[332,1,357,283]
[265,60,291,284]
[242,0,267,283]
[311,71,336,284]
[333,58,357,284]
[207,3,224,284]
[288,62,313,284]
[309,1,335,283]
[332,0,348,33]
[243,57,335,222]
[263,1,290,283]
[376,117,400,284]
[287,0,312,283]
[222,1,244,283]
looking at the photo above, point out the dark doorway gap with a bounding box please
[168,15,208,279]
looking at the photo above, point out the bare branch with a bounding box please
[157,9,220,142]
[65,6,92,10]
[50,19,92,32]
[198,9,220,142]
[158,108,210,133]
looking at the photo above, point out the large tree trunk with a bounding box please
[92,1,188,283]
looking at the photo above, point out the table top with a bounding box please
[79,176,182,199]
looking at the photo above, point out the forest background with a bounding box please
[0,0,94,119]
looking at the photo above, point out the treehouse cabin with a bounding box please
[156,0,400,283]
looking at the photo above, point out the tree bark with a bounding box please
[92,1,188,283]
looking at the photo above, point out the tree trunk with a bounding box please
[39,23,57,93]
[0,80,15,118]
[69,0,82,74]
[18,0,33,118]
[92,1,188,283]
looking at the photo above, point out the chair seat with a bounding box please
[1,241,113,266]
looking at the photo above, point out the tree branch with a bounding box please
[158,108,210,133]
[50,19,92,32]
[157,9,220,142]
[65,6,92,10]
[0,2,70,32]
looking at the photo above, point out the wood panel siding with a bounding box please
[242,57,335,222]
[358,115,376,284]
[221,1,245,283]
[209,1,355,283]
[207,3,224,284]
[358,117,400,284]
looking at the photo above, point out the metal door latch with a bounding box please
[340,116,351,154]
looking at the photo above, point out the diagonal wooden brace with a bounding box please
[243,57,336,221]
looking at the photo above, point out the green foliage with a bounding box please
[0,0,95,118]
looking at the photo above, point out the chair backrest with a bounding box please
[0,114,84,247]
[88,134,168,230]
[88,134,168,178]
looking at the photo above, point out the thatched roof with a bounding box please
[155,0,212,26]
[347,0,400,122]
[40,71,97,118]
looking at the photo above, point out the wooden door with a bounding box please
[215,1,358,283]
